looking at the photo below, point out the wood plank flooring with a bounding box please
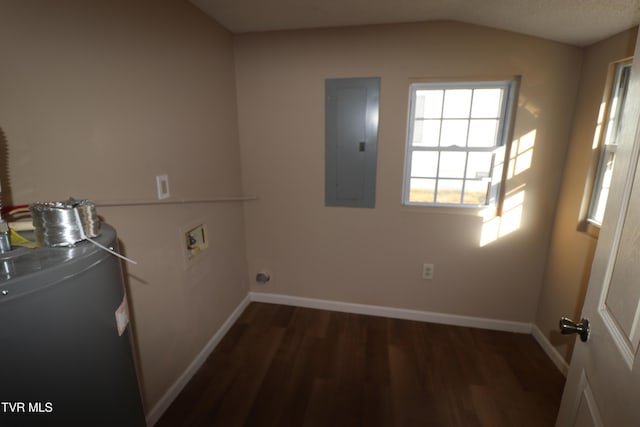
[156,302,565,427]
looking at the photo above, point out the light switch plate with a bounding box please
[156,174,170,200]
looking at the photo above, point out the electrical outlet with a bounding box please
[422,263,434,280]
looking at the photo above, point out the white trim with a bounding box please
[146,294,251,426]
[249,291,532,333]
[531,324,569,376]
[146,291,567,426]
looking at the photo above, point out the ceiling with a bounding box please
[190,0,640,46]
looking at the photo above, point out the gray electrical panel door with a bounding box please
[325,77,380,208]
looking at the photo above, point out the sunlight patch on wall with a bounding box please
[480,188,526,246]
[507,129,536,178]
[479,129,537,247]
[518,95,541,119]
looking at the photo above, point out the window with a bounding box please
[587,60,632,226]
[403,80,517,207]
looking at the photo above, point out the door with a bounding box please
[556,33,640,426]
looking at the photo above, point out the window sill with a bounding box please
[578,219,600,239]
[400,203,492,218]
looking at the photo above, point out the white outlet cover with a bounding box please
[422,263,434,280]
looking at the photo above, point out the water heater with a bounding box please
[0,224,146,426]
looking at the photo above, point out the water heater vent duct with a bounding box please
[30,199,100,247]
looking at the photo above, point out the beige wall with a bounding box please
[2,0,630,415]
[535,28,638,363]
[0,0,248,412]
[235,22,582,322]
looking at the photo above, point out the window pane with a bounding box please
[411,151,439,178]
[603,119,618,148]
[415,90,443,118]
[603,65,631,147]
[588,61,631,224]
[436,179,463,204]
[439,151,466,178]
[592,151,616,224]
[440,119,468,147]
[471,88,502,118]
[592,188,609,225]
[413,119,440,147]
[466,152,493,179]
[409,178,436,203]
[443,89,472,118]
[468,119,498,147]
[463,180,489,205]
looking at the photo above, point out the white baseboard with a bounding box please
[531,324,569,376]
[250,292,571,376]
[249,291,532,334]
[146,294,251,426]
[146,291,566,426]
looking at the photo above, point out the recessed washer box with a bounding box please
[185,224,207,259]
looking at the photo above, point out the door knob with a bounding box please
[559,317,590,342]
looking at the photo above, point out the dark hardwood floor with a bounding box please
[156,302,565,427]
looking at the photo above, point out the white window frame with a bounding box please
[402,79,517,208]
[587,60,633,226]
